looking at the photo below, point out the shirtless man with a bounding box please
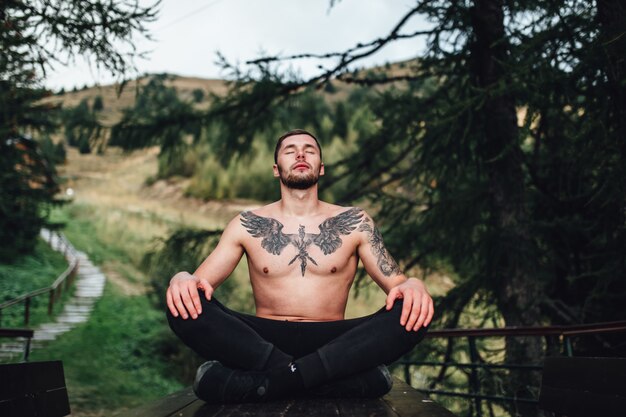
[166,129,434,403]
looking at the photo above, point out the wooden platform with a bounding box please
[0,360,70,417]
[539,356,626,417]
[117,378,456,417]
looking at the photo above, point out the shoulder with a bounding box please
[321,202,370,219]
[240,202,279,219]
[333,205,374,225]
[225,204,273,234]
[317,205,373,242]
[236,205,288,240]
[319,204,377,228]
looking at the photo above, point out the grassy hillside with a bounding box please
[42,75,229,127]
[42,57,420,125]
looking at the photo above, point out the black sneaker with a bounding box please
[305,365,393,399]
[193,361,270,403]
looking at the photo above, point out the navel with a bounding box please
[331,267,337,273]
[263,267,269,274]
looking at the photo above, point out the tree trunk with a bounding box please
[596,0,626,215]
[596,0,626,155]
[469,1,544,416]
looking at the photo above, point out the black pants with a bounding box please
[167,297,427,388]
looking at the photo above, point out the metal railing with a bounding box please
[397,320,626,416]
[0,230,79,327]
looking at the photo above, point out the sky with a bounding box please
[44,0,429,90]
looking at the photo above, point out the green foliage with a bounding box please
[40,203,186,410]
[96,2,624,412]
[92,95,104,112]
[191,88,205,103]
[0,137,60,261]
[62,99,100,152]
[1,0,157,259]
[0,238,69,328]
[30,285,183,411]
[190,61,334,164]
[115,1,623,414]
[95,0,626,341]
[323,80,337,94]
[38,135,67,165]
[264,2,626,355]
[110,75,199,150]
[141,228,243,310]
[108,70,341,194]
[140,225,259,383]
[51,204,149,268]
[110,74,202,178]
[332,102,348,139]
[185,140,280,201]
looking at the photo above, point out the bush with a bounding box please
[0,137,60,261]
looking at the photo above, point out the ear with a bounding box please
[320,162,325,176]
[273,164,280,177]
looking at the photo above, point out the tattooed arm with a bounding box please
[166,215,246,320]
[357,212,434,331]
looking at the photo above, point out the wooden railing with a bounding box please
[0,328,34,361]
[0,230,79,327]
[397,320,626,417]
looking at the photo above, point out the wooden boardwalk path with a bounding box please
[0,231,106,361]
[117,378,457,417]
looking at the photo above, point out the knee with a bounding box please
[383,300,405,329]
[385,301,429,345]
[165,296,220,335]
[165,307,193,336]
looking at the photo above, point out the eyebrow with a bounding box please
[282,143,318,152]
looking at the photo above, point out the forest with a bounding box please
[2,1,624,416]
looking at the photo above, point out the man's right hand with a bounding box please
[166,271,214,320]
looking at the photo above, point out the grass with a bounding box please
[50,203,166,269]
[0,238,72,329]
[33,142,459,414]
[30,285,182,415]
[28,204,183,416]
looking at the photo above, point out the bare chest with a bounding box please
[240,208,364,278]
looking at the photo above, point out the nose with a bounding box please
[296,149,305,160]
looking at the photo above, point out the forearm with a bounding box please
[378,273,409,294]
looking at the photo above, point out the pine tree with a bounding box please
[102,2,626,413]
[0,0,157,260]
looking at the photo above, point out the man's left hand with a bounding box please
[386,278,434,331]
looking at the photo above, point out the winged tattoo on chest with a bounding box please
[240,207,364,277]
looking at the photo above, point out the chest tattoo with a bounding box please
[240,208,364,276]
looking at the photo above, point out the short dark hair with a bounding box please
[274,129,322,164]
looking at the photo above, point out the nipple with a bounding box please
[331,267,337,273]
[263,267,269,274]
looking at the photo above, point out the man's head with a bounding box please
[273,129,322,164]
[273,129,324,190]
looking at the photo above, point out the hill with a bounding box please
[41,75,229,127]
[41,58,420,126]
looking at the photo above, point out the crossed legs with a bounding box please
[167,297,427,401]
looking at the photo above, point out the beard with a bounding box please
[278,166,320,190]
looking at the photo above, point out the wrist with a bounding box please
[171,271,192,283]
